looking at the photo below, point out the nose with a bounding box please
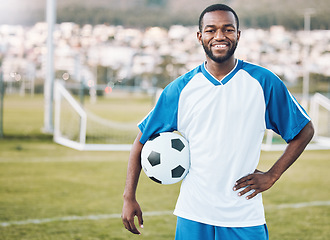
[214,29,225,40]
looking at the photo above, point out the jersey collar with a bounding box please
[201,59,242,86]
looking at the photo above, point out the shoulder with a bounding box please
[240,61,279,81]
[163,64,202,94]
[239,60,286,91]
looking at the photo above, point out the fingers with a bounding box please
[233,174,259,199]
[246,189,259,200]
[122,211,143,235]
[122,217,140,235]
[233,175,253,191]
[233,171,272,200]
[137,212,144,229]
[237,185,259,199]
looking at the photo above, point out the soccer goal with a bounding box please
[54,80,137,151]
[261,92,330,151]
[309,92,330,147]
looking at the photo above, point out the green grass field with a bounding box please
[0,94,329,240]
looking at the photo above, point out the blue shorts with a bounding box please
[175,217,269,240]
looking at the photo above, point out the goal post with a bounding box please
[310,92,330,146]
[53,80,132,151]
[54,80,87,150]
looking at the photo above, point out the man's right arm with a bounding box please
[122,130,144,235]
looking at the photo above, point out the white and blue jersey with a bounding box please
[138,59,311,228]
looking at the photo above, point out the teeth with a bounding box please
[214,44,227,48]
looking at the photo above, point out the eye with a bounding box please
[225,28,235,33]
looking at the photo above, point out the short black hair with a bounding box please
[199,4,239,32]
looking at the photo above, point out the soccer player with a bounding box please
[122,4,314,239]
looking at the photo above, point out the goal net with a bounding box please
[54,80,141,151]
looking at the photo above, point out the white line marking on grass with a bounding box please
[1,201,330,227]
[265,200,330,210]
[0,211,173,227]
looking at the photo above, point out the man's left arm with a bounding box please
[233,121,314,199]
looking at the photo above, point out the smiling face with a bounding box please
[198,10,241,64]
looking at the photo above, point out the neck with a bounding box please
[205,57,237,81]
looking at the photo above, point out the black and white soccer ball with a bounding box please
[141,132,190,185]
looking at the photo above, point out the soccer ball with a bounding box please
[141,132,190,185]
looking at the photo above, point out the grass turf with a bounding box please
[0,94,329,239]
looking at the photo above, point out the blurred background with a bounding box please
[0,0,329,94]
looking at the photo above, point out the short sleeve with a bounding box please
[263,75,311,143]
[138,84,180,144]
[138,65,199,144]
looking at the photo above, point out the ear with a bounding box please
[237,30,241,42]
[197,31,202,45]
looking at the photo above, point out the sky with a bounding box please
[0,0,46,25]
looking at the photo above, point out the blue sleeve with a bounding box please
[262,72,311,143]
[243,62,311,143]
[138,65,199,144]
[138,83,180,144]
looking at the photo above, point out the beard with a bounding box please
[202,41,238,63]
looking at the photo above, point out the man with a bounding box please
[122,4,314,240]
